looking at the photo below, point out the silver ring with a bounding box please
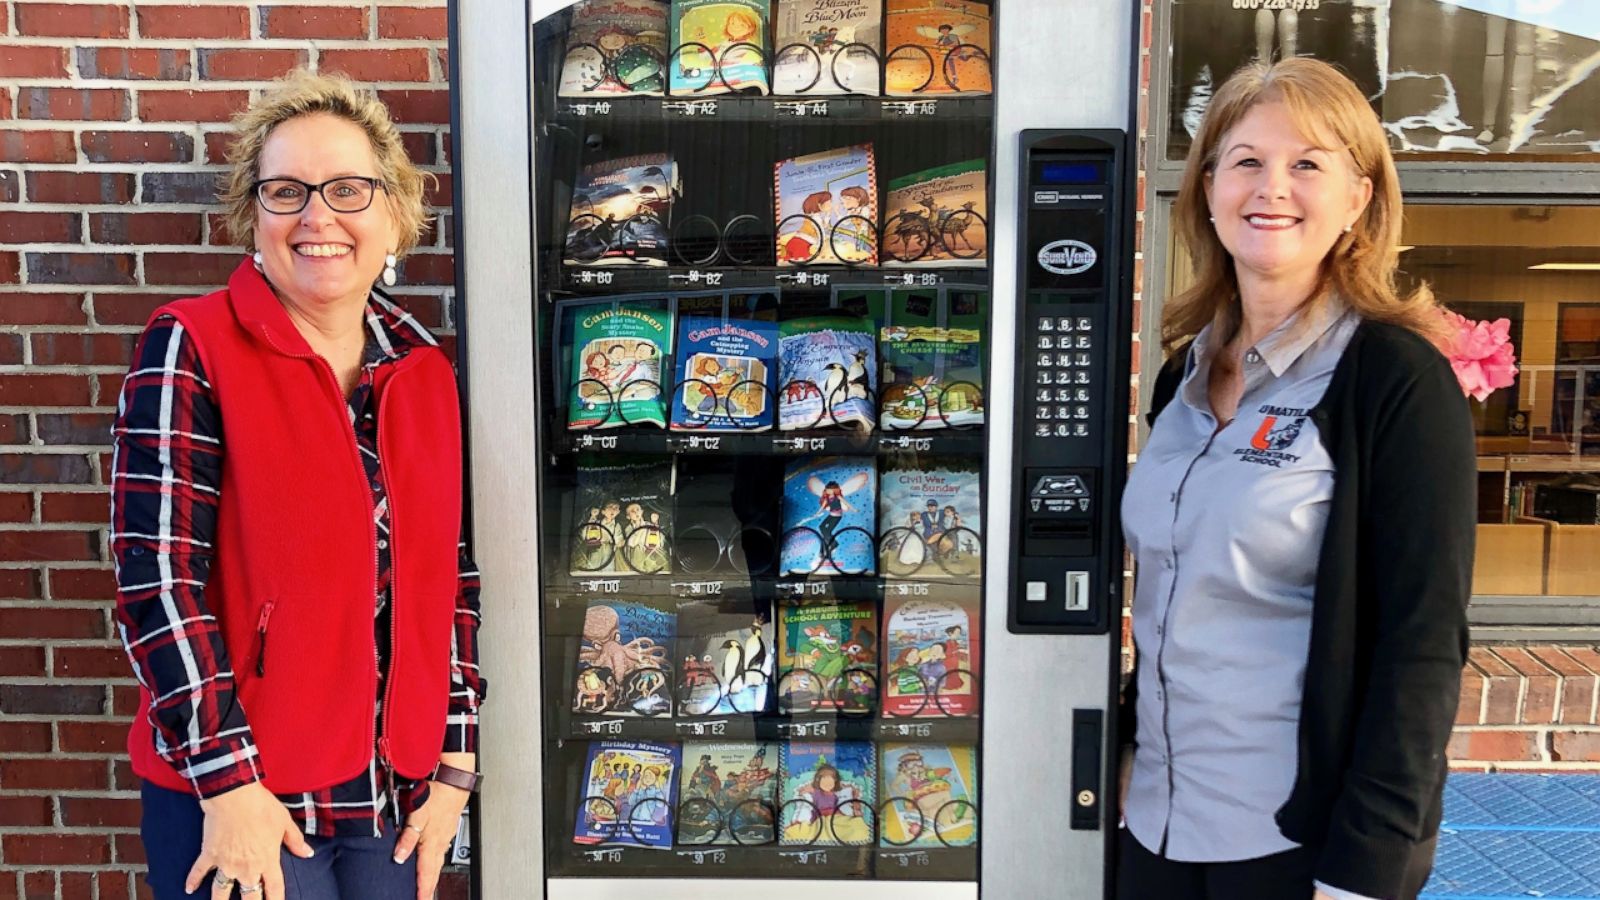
[212,871,236,889]
[238,884,263,896]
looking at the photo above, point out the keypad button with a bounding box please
[1076,388,1091,402]
[1037,352,1053,368]
[1075,352,1091,367]
[1056,388,1073,402]
[1075,371,1091,384]
[1057,371,1074,385]
[1077,317,1093,331]
[1074,423,1089,436]
[1036,423,1052,437]
[1076,335,1092,349]
[1056,352,1074,367]
[1038,335,1055,349]
[1037,316,1055,332]
[1036,406,1051,420]
[1074,406,1089,420]
[1055,405,1072,420]
[1055,423,1073,437]
[1037,388,1052,402]
[1037,371,1052,385]
[1057,316,1075,332]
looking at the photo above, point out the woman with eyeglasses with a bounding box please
[110,69,484,900]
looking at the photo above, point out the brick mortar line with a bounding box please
[0,40,445,52]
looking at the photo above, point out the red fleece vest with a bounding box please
[129,259,464,794]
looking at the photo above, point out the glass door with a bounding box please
[530,0,997,881]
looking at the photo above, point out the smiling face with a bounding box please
[254,112,400,311]
[1204,101,1371,292]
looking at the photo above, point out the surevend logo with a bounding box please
[1037,240,1097,275]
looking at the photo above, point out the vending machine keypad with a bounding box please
[1029,314,1093,439]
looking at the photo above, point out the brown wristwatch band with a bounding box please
[432,761,483,793]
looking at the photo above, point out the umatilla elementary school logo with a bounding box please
[1235,404,1308,468]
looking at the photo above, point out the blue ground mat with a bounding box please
[1420,773,1600,899]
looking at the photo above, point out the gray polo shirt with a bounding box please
[1121,301,1360,864]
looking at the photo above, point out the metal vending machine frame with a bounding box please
[451,0,1138,896]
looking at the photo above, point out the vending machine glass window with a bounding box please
[527,0,998,880]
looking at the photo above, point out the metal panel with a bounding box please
[549,879,977,900]
[983,1,1133,898]
[453,0,546,896]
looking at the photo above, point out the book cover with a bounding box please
[677,741,779,845]
[676,600,775,716]
[773,0,881,96]
[573,599,677,717]
[669,0,771,96]
[777,600,878,713]
[780,455,875,575]
[669,315,779,432]
[881,593,980,717]
[879,743,978,847]
[574,740,681,847]
[778,317,876,431]
[877,461,981,580]
[569,303,673,431]
[879,326,985,431]
[773,145,877,267]
[779,741,876,846]
[559,0,670,98]
[570,456,675,576]
[881,160,988,266]
[884,0,991,97]
[565,153,679,267]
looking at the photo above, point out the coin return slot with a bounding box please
[1064,571,1089,611]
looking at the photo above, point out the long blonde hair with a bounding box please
[1163,58,1440,355]
[219,68,435,257]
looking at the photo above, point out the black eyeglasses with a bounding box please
[253,177,387,215]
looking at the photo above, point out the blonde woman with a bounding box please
[1119,59,1473,900]
[111,70,483,900]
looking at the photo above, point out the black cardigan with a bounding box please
[1123,319,1476,898]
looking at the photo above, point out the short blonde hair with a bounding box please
[220,68,435,256]
[1164,58,1440,354]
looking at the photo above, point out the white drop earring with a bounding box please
[1343,225,1353,234]
[382,253,397,287]
[252,250,264,272]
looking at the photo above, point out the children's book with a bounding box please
[670,315,778,432]
[574,740,681,847]
[884,0,991,97]
[879,326,984,431]
[565,153,678,267]
[573,599,677,717]
[881,160,988,266]
[676,600,775,716]
[780,456,875,575]
[558,0,670,98]
[778,317,876,431]
[881,593,980,717]
[772,0,881,96]
[774,145,877,267]
[669,0,771,96]
[569,456,675,575]
[777,600,877,713]
[877,461,981,580]
[779,741,876,846]
[677,741,779,845]
[879,744,978,847]
[568,303,673,430]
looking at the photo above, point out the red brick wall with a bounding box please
[0,3,465,897]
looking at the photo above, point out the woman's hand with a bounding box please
[1312,891,1337,900]
[1118,746,1133,815]
[185,781,313,900]
[395,754,475,900]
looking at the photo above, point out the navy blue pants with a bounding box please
[141,782,418,900]
[1116,828,1436,900]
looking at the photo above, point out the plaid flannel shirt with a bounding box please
[111,293,485,837]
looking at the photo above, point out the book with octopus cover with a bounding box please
[881,159,988,267]
[676,600,775,717]
[669,314,779,432]
[772,0,881,96]
[774,144,877,267]
[879,743,978,847]
[879,325,984,431]
[779,741,876,846]
[676,741,779,845]
[558,0,670,98]
[572,598,677,717]
[564,154,679,267]
[574,739,681,847]
[883,0,991,97]
[669,0,771,96]
[881,593,980,717]
[569,455,676,576]
[777,599,878,713]
[777,316,877,431]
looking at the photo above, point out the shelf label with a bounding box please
[674,719,730,737]
[885,722,933,738]
[573,270,615,286]
[777,580,830,598]
[672,580,725,596]
[881,436,933,452]
[670,270,724,286]
[884,851,931,867]
[779,849,829,865]
[779,271,830,286]
[885,272,941,286]
[663,99,718,116]
[888,582,930,596]
[574,434,618,450]
[676,849,728,865]
[884,100,937,116]
[578,579,622,594]
[565,102,612,117]
[580,849,623,863]
[670,435,722,452]
[774,437,827,452]
[774,100,830,117]
[580,720,625,736]
[779,720,831,738]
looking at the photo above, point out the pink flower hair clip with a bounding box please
[1436,308,1519,402]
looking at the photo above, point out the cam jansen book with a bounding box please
[574,739,680,847]
[677,741,779,845]
[773,0,881,96]
[881,593,980,717]
[778,317,876,431]
[779,741,876,845]
[669,0,771,96]
[565,153,679,267]
[881,159,988,266]
[558,0,670,98]
[777,600,877,713]
[879,743,977,847]
[569,456,675,576]
[781,455,875,576]
[568,303,673,431]
[573,598,676,717]
[670,315,778,432]
[879,325,984,430]
[774,144,877,267]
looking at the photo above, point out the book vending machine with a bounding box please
[452,0,1136,896]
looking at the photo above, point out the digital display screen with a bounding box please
[1038,162,1103,185]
